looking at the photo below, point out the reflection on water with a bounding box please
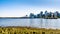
[0,18,60,29]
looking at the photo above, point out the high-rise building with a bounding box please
[54,12,57,18]
[30,13,35,18]
[40,11,43,18]
[45,11,48,18]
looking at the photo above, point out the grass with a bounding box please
[0,26,60,34]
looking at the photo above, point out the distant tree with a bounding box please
[26,15,28,17]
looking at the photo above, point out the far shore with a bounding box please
[0,17,59,19]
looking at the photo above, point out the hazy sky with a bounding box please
[0,0,60,17]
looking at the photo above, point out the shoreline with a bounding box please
[0,26,60,30]
[0,17,58,19]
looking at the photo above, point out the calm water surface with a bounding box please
[0,18,60,29]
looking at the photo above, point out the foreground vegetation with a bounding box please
[0,26,60,34]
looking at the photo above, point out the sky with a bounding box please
[0,0,60,17]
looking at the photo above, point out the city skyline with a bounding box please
[0,0,60,17]
[29,11,60,18]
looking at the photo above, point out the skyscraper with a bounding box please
[40,11,43,18]
[45,11,48,18]
[30,13,35,18]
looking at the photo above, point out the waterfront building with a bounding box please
[56,11,60,18]
[30,13,35,18]
[34,15,37,18]
[37,14,40,18]
[54,12,57,18]
[48,12,54,18]
[45,11,48,18]
[51,13,54,18]
[40,11,43,18]
[58,13,60,18]
[49,12,52,17]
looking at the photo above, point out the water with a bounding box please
[0,18,60,29]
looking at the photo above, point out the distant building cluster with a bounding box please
[29,11,60,18]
